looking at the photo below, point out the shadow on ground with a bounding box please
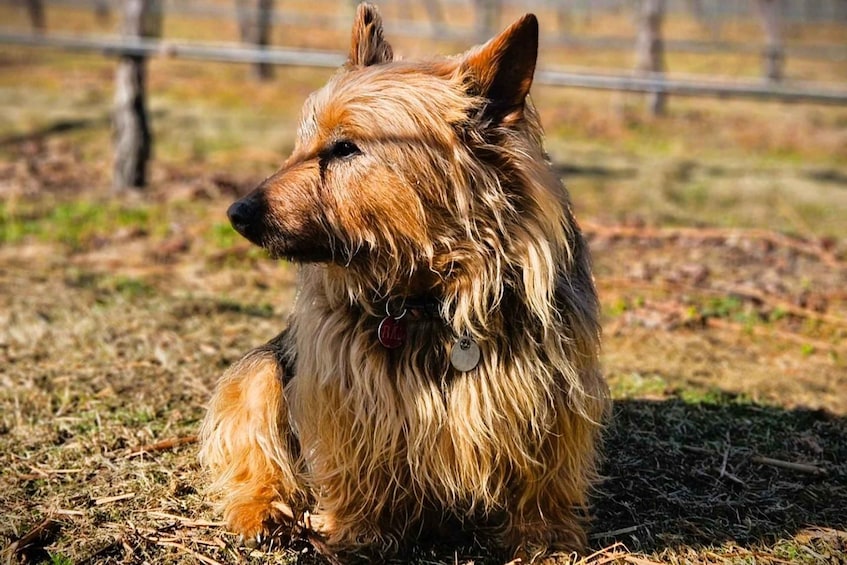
[593,396,847,554]
[377,394,847,564]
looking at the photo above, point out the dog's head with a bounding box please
[228,3,554,290]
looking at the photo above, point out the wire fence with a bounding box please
[3,0,846,190]
[11,0,847,61]
[3,29,847,105]
[32,0,847,23]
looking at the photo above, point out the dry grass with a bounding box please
[1,2,847,564]
[2,143,844,565]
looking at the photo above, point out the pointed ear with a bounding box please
[347,3,393,68]
[461,14,538,123]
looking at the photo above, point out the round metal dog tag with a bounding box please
[378,317,406,349]
[450,336,480,372]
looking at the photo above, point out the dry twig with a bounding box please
[590,525,641,539]
[623,556,664,565]
[751,455,827,476]
[716,283,847,328]
[145,539,223,565]
[93,493,136,506]
[570,543,663,565]
[53,509,85,517]
[147,511,224,528]
[706,318,840,353]
[4,518,61,564]
[718,435,746,486]
[680,443,826,477]
[583,222,844,269]
[599,277,847,330]
[126,434,198,457]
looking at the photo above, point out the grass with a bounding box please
[0,200,152,249]
[1,2,846,564]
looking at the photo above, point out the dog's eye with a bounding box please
[329,140,361,160]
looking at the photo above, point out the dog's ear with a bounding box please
[461,14,538,124]
[347,3,394,68]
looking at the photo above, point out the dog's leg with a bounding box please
[505,495,588,559]
[199,332,304,544]
[502,410,605,557]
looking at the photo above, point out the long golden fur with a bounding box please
[199,3,609,558]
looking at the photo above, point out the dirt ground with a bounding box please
[1,3,847,564]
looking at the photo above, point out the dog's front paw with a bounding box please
[225,498,291,547]
[302,511,335,537]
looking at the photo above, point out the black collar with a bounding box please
[375,294,441,320]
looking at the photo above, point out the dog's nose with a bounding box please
[227,198,257,235]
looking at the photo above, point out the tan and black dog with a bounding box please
[200,3,609,558]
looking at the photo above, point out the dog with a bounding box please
[199,3,609,558]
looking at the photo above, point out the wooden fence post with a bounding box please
[25,0,45,32]
[686,0,721,39]
[756,0,784,82]
[473,0,501,40]
[94,0,111,24]
[255,0,274,80]
[421,0,444,32]
[236,0,275,80]
[236,0,251,43]
[112,0,161,192]
[635,0,667,116]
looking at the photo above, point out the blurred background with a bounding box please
[2,0,846,204]
[1,1,846,564]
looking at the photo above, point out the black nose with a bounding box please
[227,198,257,235]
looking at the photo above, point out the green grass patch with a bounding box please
[172,297,276,319]
[208,221,241,249]
[64,269,155,301]
[0,200,152,250]
[677,387,753,406]
[49,553,74,565]
[684,294,767,327]
[109,276,156,299]
[215,298,276,318]
[609,372,669,399]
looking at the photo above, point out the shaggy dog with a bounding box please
[200,3,609,558]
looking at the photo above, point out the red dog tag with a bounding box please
[378,317,406,349]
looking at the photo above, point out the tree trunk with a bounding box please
[112,0,161,192]
[236,0,275,80]
[635,0,667,116]
[756,0,784,82]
